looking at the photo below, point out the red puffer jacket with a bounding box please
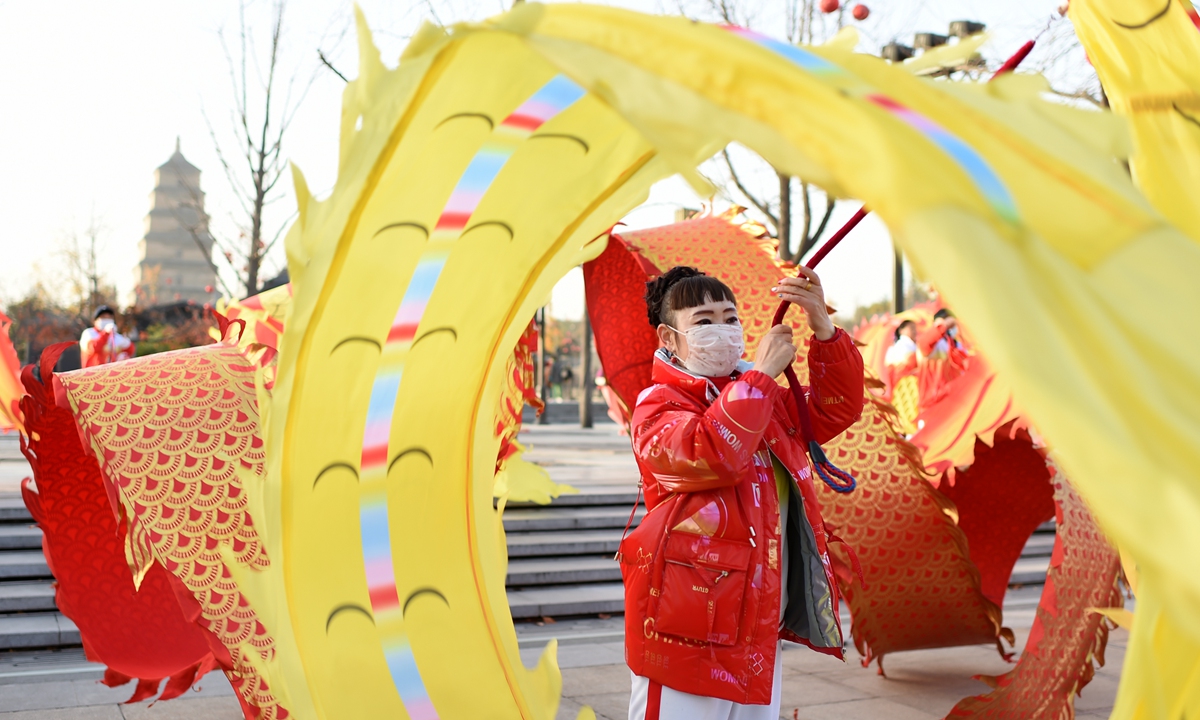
[619,328,864,704]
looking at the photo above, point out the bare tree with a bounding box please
[1030,12,1106,109]
[201,0,314,297]
[172,179,237,300]
[56,216,116,323]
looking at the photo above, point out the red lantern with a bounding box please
[204,284,214,293]
[819,0,840,13]
[852,3,869,20]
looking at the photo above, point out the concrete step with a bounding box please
[0,525,42,551]
[503,506,645,533]
[508,556,622,586]
[508,561,1054,620]
[1008,556,1051,586]
[0,582,56,612]
[0,613,79,650]
[0,497,33,523]
[508,582,625,619]
[506,487,640,509]
[1019,532,1055,558]
[506,530,623,558]
[0,437,21,461]
[0,551,51,580]
[521,403,615,425]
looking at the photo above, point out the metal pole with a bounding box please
[579,299,594,429]
[536,307,550,425]
[893,246,905,314]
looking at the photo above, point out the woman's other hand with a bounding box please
[752,324,796,378]
[773,267,836,341]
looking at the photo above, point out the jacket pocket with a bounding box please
[653,532,752,646]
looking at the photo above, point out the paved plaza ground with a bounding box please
[0,424,1125,719]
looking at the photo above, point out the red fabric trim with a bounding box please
[936,428,1055,606]
[582,237,662,411]
[102,668,132,688]
[126,678,164,704]
[646,680,663,720]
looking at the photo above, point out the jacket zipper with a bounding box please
[665,558,730,584]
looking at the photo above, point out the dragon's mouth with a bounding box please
[1112,0,1173,29]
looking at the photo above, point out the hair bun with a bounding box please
[644,266,705,328]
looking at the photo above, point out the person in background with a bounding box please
[885,320,918,368]
[918,308,964,358]
[80,306,134,368]
[916,308,969,409]
[883,319,920,429]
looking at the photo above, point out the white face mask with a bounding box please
[96,318,116,333]
[669,323,745,377]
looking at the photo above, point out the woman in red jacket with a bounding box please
[619,266,864,720]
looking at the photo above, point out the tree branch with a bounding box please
[721,148,777,229]
[799,192,836,259]
[778,172,792,260]
[1048,87,1107,109]
[259,212,296,257]
[798,180,812,261]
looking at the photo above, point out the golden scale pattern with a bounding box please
[621,212,1002,664]
[817,392,1003,663]
[59,341,286,719]
[947,461,1123,719]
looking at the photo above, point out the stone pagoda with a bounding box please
[133,139,218,306]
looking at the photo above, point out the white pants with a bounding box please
[627,643,783,720]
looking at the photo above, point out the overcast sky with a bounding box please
[0,0,1083,320]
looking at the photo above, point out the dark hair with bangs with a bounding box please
[644,266,736,328]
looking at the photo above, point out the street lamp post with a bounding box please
[579,300,594,429]
[536,307,550,425]
[894,248,905,313]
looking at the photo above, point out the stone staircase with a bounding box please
[0,507,78,650]
[0,427,1056,649]
[505,487,643,619]
[502,483,1056,621]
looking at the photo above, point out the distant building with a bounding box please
[133,139,218,307]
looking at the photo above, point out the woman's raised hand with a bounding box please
[752,324,796,379]
[772,267,836,341]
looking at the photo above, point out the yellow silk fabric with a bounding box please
[1070,0,1200,243]
[519,13,1200,719]
[239,5,1199,717]
[1067,2,1200,716]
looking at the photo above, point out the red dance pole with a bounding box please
[990,40,1035,80]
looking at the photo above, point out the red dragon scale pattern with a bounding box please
[57,335,287,719]
[18,344,218,704]
[948,461,1123,719]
